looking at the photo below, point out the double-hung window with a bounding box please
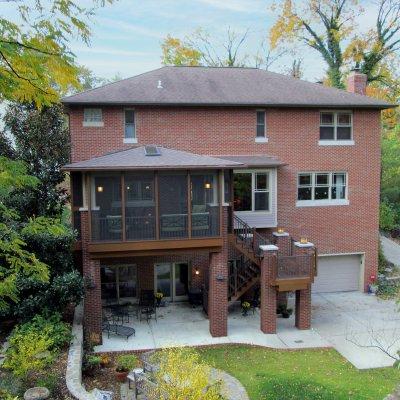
[255,110,268,142]
[297,172,348,206]
[234,171,270,212]
[83,108,103,127]
[319,111,353,144]
[124,109,137,143]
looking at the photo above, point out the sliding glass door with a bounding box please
[154,263,189,301]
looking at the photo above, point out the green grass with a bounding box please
[198,345,400,400]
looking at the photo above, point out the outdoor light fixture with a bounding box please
[204,182,212,189]
[277,227,285,234]
[126,185,130,190]
[300,237,308,244]
[195,268,200,275]
[97,186,104,193]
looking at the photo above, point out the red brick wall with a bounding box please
[69,106,381,290]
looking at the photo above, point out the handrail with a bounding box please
[232,214,271,257]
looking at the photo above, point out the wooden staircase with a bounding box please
[227,215,271,304]
[227,214,317,303]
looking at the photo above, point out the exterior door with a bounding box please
[154,262,189,301]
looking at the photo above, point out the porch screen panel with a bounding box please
[159,173,188,239]
[191,172,220,237]
[91,175,122,241]
[125,173,156,240]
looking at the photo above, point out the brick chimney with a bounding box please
[347,66,367,95]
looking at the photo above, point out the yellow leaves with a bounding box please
[161,35,202,66]
[153,347,222,400]
[269,0,302,49]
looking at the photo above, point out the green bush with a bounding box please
[3,313,71,378]
[8,271,84,321]
[35,372,59,395]
[380,202,397,231]
[116,354,139,372]
[378,241,387,274]
[0,389,20,400]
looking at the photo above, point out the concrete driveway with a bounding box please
[312,292,400,369]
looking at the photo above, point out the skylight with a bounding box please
[144,145,161,156]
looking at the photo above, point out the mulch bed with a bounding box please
[83,362,122,398]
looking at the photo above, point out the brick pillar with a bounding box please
[295,285,311,330]
[260,245,278,334]
[293,240,314,331]
[208,207,229,337]
[272,231,291,256]
[81,211,102,344]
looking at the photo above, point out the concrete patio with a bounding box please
[94,292,400,370]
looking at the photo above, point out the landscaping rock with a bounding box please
[23,387,50,400]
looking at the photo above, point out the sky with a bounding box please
[1,0,381,83]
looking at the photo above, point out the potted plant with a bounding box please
[115,354,138,382]
[155,292,164,307]
[241,301,251,316]
[368,275,378,295]
[281,307,293,319]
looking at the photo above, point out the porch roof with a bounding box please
[63,145,244,171]
[219,155,286,168]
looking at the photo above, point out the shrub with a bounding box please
[3,329,54,377]
[3,313,71,378]
[152,348,222,400]
[10,271,84,321]
[0,389,20,400]
[378,241,387,274]
[116,354,139,372]
[380,202,397,231]
[35,372,59,395]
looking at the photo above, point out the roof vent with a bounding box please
[144,145,161,156]
[157,80,163,89]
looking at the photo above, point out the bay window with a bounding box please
[234,171,270,212]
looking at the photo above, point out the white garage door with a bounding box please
[312,255,361,293]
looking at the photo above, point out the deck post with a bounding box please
[259,245,279,334]
[208,206,229,337]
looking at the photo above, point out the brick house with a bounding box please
[62,66,393,343]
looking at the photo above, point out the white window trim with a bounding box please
[83,108,103,127]
[318,140,354,146]
[124,108,136,142]
[296,171,349,207]
[256,109,267,141]
[233,169,272,214]
[319,110,353,144]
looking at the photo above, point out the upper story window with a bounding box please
[297,172,348,207]
[83,108,103,127]
[234,171,270,212]
[255,110,268,143]
[124,109,137,143]
[319,111,353,145]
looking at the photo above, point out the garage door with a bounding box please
[312,255,361,293]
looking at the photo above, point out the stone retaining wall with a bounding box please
[66,304,97,400]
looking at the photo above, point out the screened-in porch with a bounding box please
[90,170,221,242]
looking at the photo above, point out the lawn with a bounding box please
[198,345,400,400]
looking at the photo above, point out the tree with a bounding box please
[270,0,359,88]
[162,27,287,70]
[0,0,113,107]
[346,0,400,83]
[161,35,202,66]
[76,65,109,91]
[1,103,70,217]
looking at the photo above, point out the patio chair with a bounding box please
[139,290,157,322]
[102,314,135,340]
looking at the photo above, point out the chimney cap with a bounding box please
[351,62,362,73]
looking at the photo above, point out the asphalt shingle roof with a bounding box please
[62,66,394,109]
[63,146,245,171]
